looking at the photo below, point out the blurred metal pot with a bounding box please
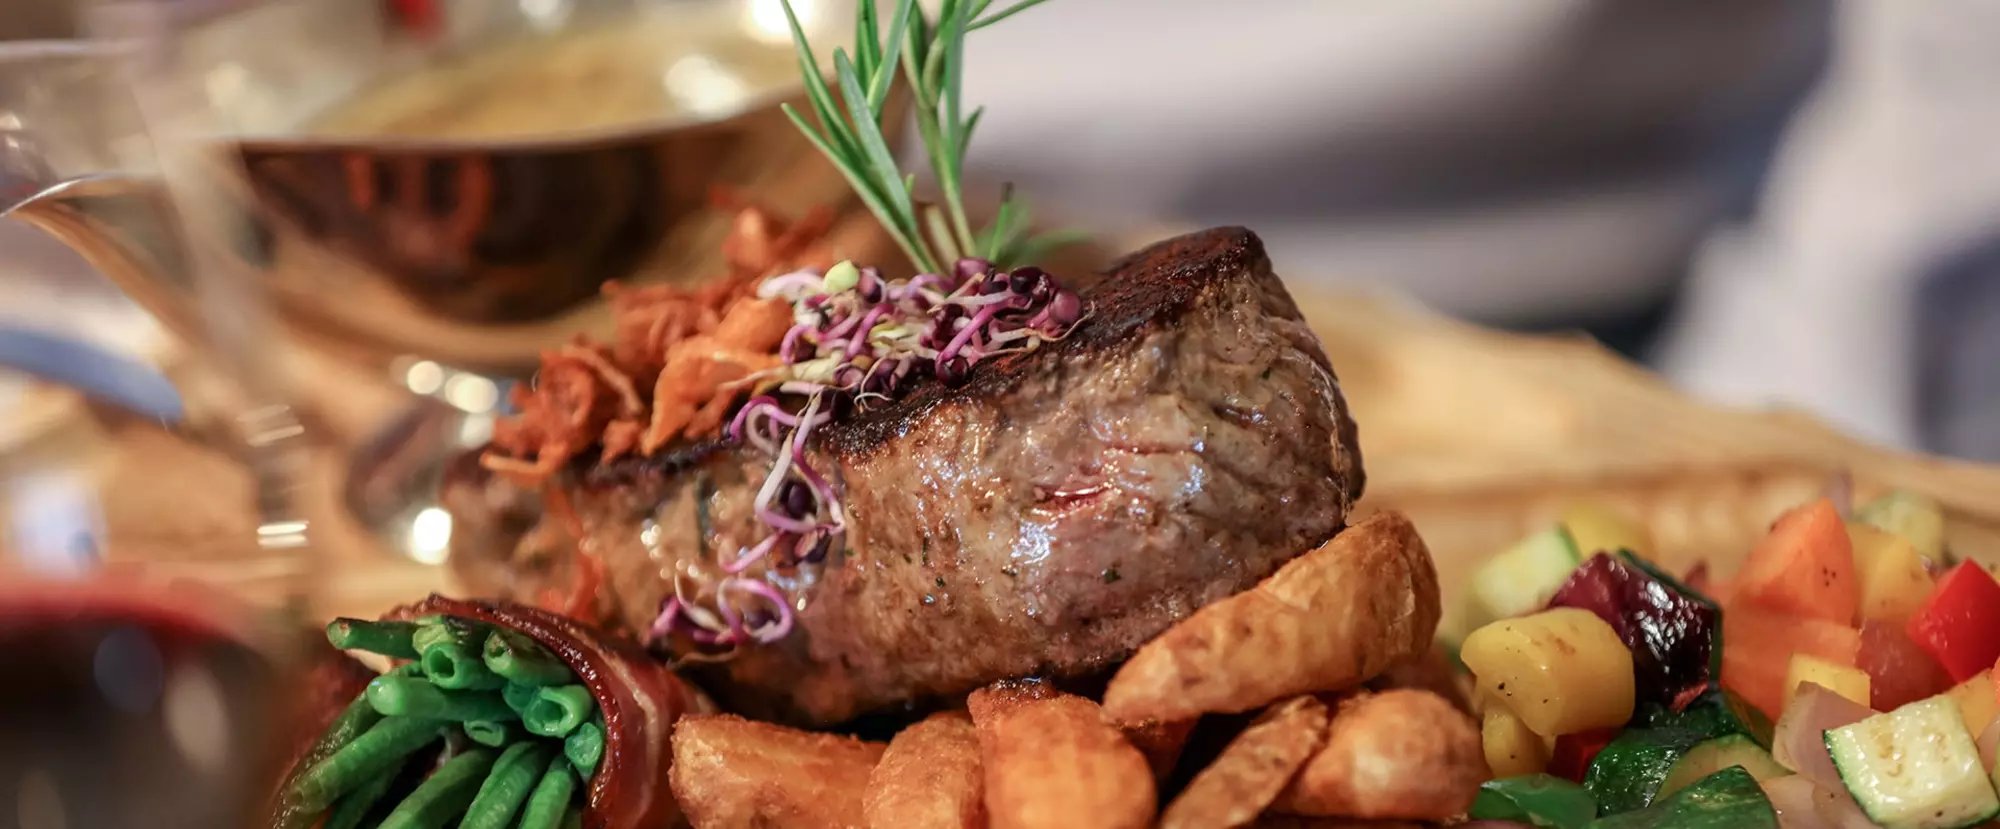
[5,0,879,365]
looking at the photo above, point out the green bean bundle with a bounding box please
[322,762,404,829]
[484,629,573,686]
[376,747,495,829]
[326,619,420,660]
[307,695,385,767]
[461,742,555,829]
[523,685,595,738]
[409,615,484,654]
[289,613,600,829]
[564,717,605,779]
[503,681,540,715]
[516,765,579,829]
[463,719,519,747]
[287,717,444,812]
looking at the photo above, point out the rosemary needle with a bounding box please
[777,0,1073,273]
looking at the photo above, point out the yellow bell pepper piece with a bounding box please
[1783,653,1871,707]
[1943,670,1998,737]
[1461,608,1636,736]
[1856,490,1946,564]
[1848,522,1935,624]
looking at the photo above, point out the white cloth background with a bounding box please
[1656,0,2000,455]
[956,0,1815,321]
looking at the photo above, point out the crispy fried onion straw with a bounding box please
[481,203,836,485]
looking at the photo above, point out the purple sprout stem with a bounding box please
[715,581,747,642]
[845,304,894,354]
[721,532,783,574]
[757,269,827,299]
[779,323,816,363]
[821,301,871,340]
[954,292,1021,308]
[727,396,789,441]
[757,505,822,535]
[901,274,949,299]
[938,303,1009,369]
[649,596,683,639]
[730,579,795,643]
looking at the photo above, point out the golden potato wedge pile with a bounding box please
[667,511,1485,829]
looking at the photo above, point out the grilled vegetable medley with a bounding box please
[1450,490,2000,829]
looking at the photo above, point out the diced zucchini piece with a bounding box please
[1584,727,1707,814]
[1469,526,1583,624]
[1826,697,2000,829]
[1588,766,1779,829]
[1470,774,1598,829]
[1643,685,1773,748]
[1657,734,1789,799]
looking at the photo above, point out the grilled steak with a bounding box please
[444,226,1365,726]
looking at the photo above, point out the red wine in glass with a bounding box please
[0,580,283,829]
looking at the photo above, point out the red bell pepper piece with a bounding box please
[1548,728,1620,783]
[1905,563,2000,682]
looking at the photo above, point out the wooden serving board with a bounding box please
[46,278,2000,622]
[1298,290,2000,598]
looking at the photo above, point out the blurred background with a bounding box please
[8,0,1992,462]
[0,0,1993,484]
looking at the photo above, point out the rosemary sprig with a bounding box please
[778,0,1065,274]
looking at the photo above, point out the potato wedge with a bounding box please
[1104,511,1441,725]
[1367,644,1469,715]
[669,713,886,829]
[969,681,1156,829]
[1159,696,1329,829]
[1123,717,1199,784]
[1271,689,1485,821]
[863,710,985,829]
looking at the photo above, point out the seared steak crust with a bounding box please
[446,227,1364,726]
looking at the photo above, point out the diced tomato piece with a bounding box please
[1733,499,1859,624]
[1548,728,1619,783]
[1857,620,1953,711]
[1906,563,2000,682]
[1722,602,1861,718]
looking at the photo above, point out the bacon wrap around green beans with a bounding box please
[268,595,711,829]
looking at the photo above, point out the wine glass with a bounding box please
[0,22,313,829]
